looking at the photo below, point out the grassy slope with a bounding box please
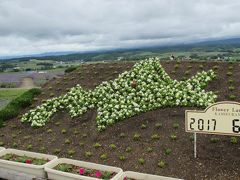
[0,88,27,100]
[0,88,27,109]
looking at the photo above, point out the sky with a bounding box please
[0,0,240,57]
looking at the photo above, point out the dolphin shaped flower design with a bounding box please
[21,58,217,131]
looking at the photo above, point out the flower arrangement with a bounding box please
[21,58,217,131]
[0,153,49,165]
[55,163,116,179]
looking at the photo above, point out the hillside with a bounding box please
[0,60,239,179]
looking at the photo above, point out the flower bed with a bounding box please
[0,148,57,178]
[118,171,182,180]
[0,153,49,165]
[22,58,217,131]
[45,158,123,180]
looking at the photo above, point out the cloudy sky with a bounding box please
[0,0,240,57]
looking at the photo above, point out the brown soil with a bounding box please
[0,60,240,180]
[19,77,36,89]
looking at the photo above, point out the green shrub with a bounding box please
[210,137,220,143]
[0,88,41,127]
[65,66,77,73]
[230,137,238,144]
[158,160,166,168]
[165,148,172,155]
[138,158,145,165]
[229,95,236,100]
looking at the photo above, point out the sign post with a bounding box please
[185,101,240,158]
[194,132,197,158]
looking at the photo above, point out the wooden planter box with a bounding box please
[45,158,123,180]
[0,147,5,152]
[0,148,57,178]
[118,171,182,180]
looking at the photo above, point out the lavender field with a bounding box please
[0,71,64,87]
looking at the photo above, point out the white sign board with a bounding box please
[185,101,240,136]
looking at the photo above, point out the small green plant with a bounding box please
[210,137,220,143]
[12,142,18,148]
[119,155,126,161]
[147,147,153,153]
[228,86,235,91]
[189,135,194,142]
[79,142,84,147]
[64,139,71,144]
[67,149,75,156]
[82,133,87,138]
[0,141,4,146]
[11,124,17,128]
[39,146,46,152]
[109,144,116,149]
[226,71,233,76]
[12,134,16,138]
[93,142,102,148]
[61,129,67,134]
[138,158,145,165]
[230,137,238,144]
[47,129,53,133]
[170,134,177,140]
[141,124,147,129]
[155,122,162,129]
[213,65,218,70]
[126,147,132,153]
[54,122,61,126]
[199,65,204,69]
[228,79,234,84]
[73,130,79,135]
[133,133,141,141]
[165,148,172,155]
[229,95,236,100]
[151,134,160,140]
[57,163,72,172]
[174,64,179,69]
[85,151,92,158]
[23,135,30,140]
[184,71,190,76]
[100,153,108,160]
[26,144,32,150]
[120,133,126,138]
[54,148,61,154]
[158,160,166,168]
[173,123,179,129]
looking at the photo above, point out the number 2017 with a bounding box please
[190,118,216,131]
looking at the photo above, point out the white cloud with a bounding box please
[0,0,240,56]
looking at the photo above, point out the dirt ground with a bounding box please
[19,77,36,89]
[0,60,239,180]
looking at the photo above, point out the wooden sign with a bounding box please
[185,101,240,136]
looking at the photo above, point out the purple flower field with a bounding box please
[0,71,64,87]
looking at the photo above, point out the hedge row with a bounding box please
[64,66,77,73]
[0,88,41,127]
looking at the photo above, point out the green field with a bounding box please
[0,88,27,109]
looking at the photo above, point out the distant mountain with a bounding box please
[1,37,240,61]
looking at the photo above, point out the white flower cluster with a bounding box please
[21,58,217,131]
[21,85,93,127]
